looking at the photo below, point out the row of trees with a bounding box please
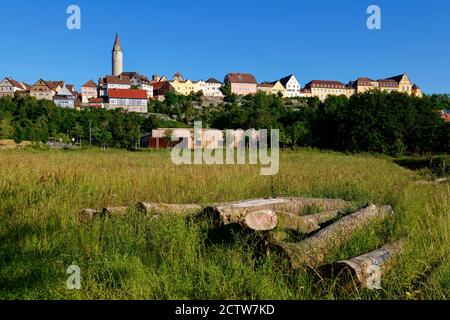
[207,92,450,155]
[0,91,449,155]
[0,95,181,149]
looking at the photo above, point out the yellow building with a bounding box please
[302,73,422,101]
[257,82,273,94]
[169,72,195,95]
[272,81,287,96]
[377,79,399,93]
[412,84,423,98]
[349,78,379,93]
[303,80,350,101]
[389,74,413,95]
[349,74,416,96]
[257,81,286,96]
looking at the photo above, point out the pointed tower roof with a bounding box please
[112,33,122,51]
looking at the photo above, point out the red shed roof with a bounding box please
[108,89,147,99]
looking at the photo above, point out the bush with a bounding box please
[395,156,450,177]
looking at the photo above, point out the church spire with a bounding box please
[112,33,123,76]
[112,33,122,52]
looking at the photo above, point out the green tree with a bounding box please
[0,116,15,139]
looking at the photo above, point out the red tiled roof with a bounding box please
[225,73,257,84]
[378,79,398,87]
[6,78,25,90]
[22,83,32,90]
[104,76,130,85]
[108,89,147,99]
[258,82,274,88]
[47,81,64,89]
[89,98,104,103]
[121,72,138,78]
[151,81,169,90]
[82,80,97,88]
[357,77,375,82]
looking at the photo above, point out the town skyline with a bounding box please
[0,0,449,93]
[0,33,425,113]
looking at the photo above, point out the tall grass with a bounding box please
[0,148,448,300]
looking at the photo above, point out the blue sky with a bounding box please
[0,0,449,93]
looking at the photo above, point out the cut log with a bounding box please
[206,197,353,226]
[102,207,129,217]
[136,202,203,216]
[243,210,278,231]
[78,209,100,223]
[272,204,394,270]
[317,241,404,290]
[277,209,343,234]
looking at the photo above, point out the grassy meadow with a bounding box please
[0,148,448,300]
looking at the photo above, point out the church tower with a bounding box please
[112,33,123,76]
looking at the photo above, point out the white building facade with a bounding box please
[122,72,154,98]
[106,89,148,113]
[205,78,224,97]
[53,84,76,109]
[279,75,301,98]
[194,80,206,95]
[0,77,25,98]
[81,80,98,104]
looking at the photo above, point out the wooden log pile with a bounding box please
[79,197,403,290]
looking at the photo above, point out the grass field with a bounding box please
[0,148,448,300]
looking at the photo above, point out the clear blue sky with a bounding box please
[1,0,449,93]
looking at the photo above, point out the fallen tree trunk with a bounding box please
[137,202,277,231]
[272,204,394,270]
[317,241,404,290]
[205,197,353,226]
[277,209,343,234]
[136,202,203,216]
[102,207,129,217]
